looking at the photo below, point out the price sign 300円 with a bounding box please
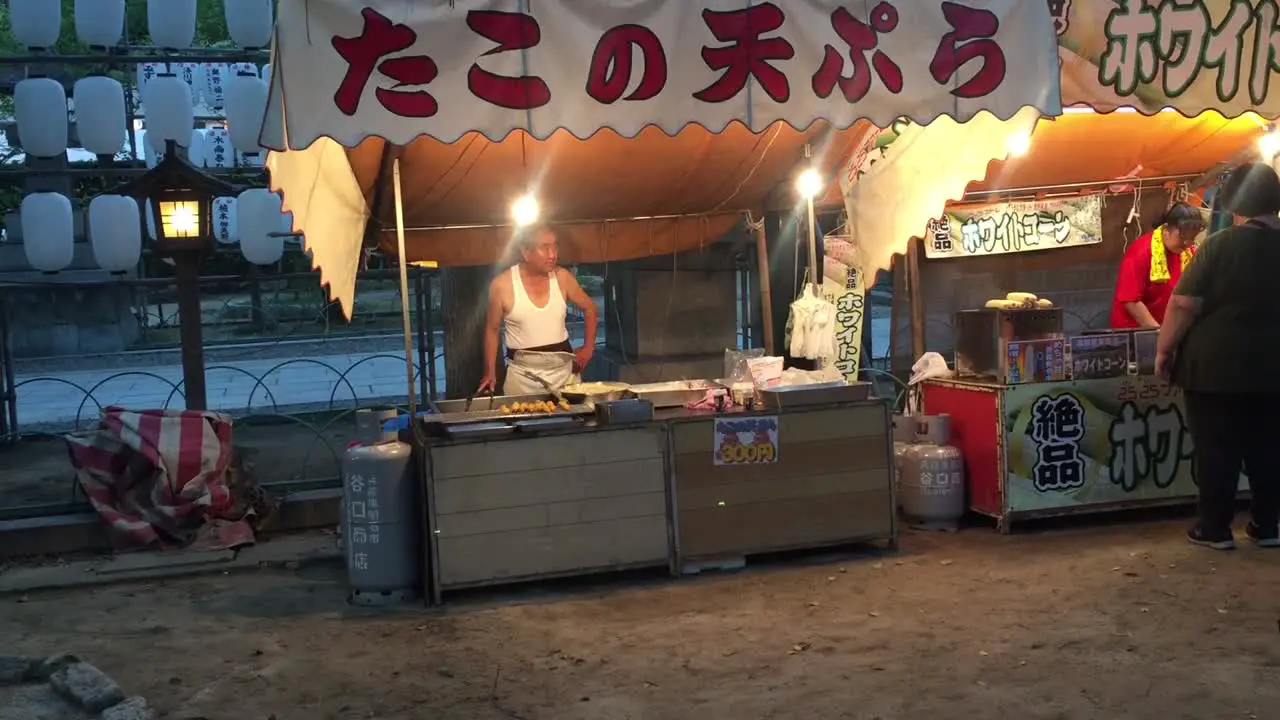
[713,416,780,466]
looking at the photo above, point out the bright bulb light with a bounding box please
[1259,131,1280,159]
[1006,132,1032,158]
[170,205,197,233]
[511,194,539,226]
[796,169,823,199]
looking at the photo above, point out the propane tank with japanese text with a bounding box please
[341,409,420,606]
[900,414,965,531]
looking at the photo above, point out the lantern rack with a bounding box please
[0,50,269,66]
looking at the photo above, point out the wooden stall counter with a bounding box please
[426,424,670,601]
[667,400,896,572]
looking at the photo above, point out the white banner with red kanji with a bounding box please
[263,0,1062,150]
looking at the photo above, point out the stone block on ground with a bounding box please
[48,662,123,713]
[101,696,153,720]
[30,654,78,682]
[0,656,33,685]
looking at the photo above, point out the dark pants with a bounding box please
[1183,390,1280,535]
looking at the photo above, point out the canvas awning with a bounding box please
[264,0,1062,317]
[841,108,1270,275]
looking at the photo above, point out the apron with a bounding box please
[503,350,579,395]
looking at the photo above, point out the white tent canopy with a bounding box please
[260,0,1062,317]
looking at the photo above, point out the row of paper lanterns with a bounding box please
[138,61,271,111]
[15,68,269,159]
[18,189,294,273]
[8,0,273,49]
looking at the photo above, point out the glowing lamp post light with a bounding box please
[115,141,241,410]
[796,167,824,295]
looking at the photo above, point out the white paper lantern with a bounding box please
[88,195,141,273]
[224,0,273,48]
[203,127,233,168]
[261,63,271,88]
[187,129,206,167]
[15,78,69,159]
[74,0,124,46]
[21,193,74,272]
[237,151,264,167]
[173,62,205,106]
[141,74,193,148]
[147,0,195,49]
[142,131,164,168]
[212,197,238,244]
[9,0,61,48]
[238,189,285,265]
[230,62,258,78]
[202,63,229,109]
[135,62,167,96]
[226,74,268,154]
[73,76,127,155]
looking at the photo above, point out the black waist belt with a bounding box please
[507,340,572,360]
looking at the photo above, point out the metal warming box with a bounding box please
[953,307,1064,380]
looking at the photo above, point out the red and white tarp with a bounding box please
[263,0,1062,150]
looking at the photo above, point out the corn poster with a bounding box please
[1003,376,1247,513]
[1054,0,1280,117]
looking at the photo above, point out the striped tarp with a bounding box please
[65,408,235,549]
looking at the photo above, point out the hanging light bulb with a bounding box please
[795,168,823,199]
[511,194,539,226]
[1258,128,1280,160]
[1006,132,1033,158]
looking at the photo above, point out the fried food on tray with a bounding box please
[498,400,559,414]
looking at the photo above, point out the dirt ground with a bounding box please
[2,519,1279,720]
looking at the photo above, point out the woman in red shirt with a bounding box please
[1109,203,1205,328]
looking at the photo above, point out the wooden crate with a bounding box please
[670,403,894,562]
[430,427,670,589]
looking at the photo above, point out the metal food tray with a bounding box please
[427,404,594,426]
[757,381,872,410]
[624,380,724,408]
[433,393,560,414]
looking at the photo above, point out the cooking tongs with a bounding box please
[464,386,496,412]
[512,367,566,405]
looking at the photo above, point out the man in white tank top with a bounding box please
[477,226,598,395]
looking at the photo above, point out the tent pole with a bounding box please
[392,158,417,419]
[753,221,775,352]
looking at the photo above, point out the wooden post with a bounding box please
[753,222,775,353]
[905,237,926,363]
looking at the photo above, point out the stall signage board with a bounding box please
[1054,0,1280,118]
[713,416,779,466]
[1002,376,1246,513]
[1068,335,1130,380]
[924,195,1103,259]
[268,0,1062,149]
[1004,338,1068,385]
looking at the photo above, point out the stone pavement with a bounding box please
[13,350,446,428]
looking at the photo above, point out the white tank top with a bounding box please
[504,265,569,350]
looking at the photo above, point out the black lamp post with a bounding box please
[115,139,240,411]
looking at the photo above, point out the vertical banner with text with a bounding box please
[821,235,866,383]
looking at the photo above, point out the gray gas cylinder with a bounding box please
[342,439,420,605]
[338,408,400,552]
[900,414,965,531]
[892,414,915,511]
